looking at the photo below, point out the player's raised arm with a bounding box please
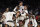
[13,6,17,11]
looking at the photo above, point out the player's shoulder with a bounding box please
[3,12,8,15]
[9,11,16,14]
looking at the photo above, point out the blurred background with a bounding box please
[0,0,40,15]
[0,0,40,27]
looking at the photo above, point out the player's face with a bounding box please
[24,6,27,10]
[6,8,9,11]
[19,2,23,6]
[17,12,20,15]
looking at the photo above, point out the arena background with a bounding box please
[0,0,40,27]
[0,0,40,15]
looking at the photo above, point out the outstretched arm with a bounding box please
[13,6,17,11]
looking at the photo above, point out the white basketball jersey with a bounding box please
[3,12,16,21]
[19,10,28,20]
[14,6,24,12]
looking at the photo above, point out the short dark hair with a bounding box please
[19,1,23,3]
[24,5,28,7]
[24,5,28,9]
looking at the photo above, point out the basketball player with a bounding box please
[2,8,9,27]
[32,15,37,27]
[24,9,37,27]
[3,11,16,27]
[16,5,28,27]
[13,1,24,27]
[24,5,30,27]
[3,8,16,27]
[29,11,37,27]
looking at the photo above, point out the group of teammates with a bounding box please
[1,1,37,27]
